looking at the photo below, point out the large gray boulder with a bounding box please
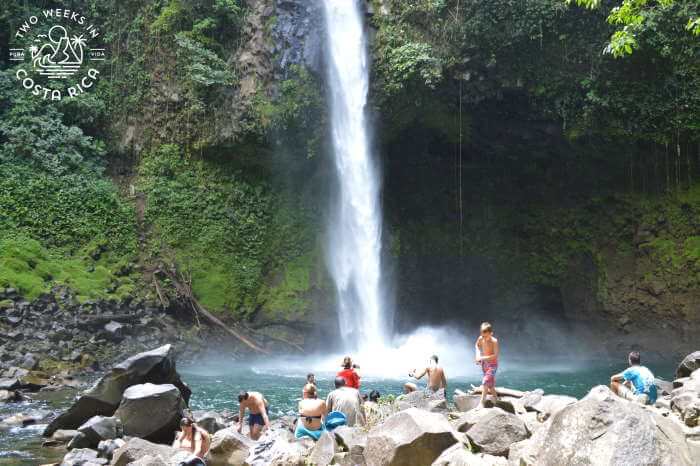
[71,415,122,449]
[536,385,693,466]
[528,395,576,420]
[365,407,461,466]
[454,408,529,457]
[205,427,255,466]
[677,351,700,379]
[111,438,189,466]
[115,383,185,444]
[308,431,339,466]
[246,428,312,465]
[194,410,226,434]
[431,443,508,465]
[45,345,191,436]
[60,447,107,466]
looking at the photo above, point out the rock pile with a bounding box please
[44,349,700,466]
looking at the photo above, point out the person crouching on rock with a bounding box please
[610,351,658,405]
[173,416,210,465]
[237,390,271,440]
[295,383,327,440]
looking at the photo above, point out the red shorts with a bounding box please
[481,361,498,388]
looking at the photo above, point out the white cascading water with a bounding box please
[323,0,385,351]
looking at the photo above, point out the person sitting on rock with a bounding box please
[408,354,448,399]
[363,389,382,427]
[237,390,271,440]
[337,356,361,389]
[295,383,327,440]
[172,415,210,464]
[610,351,658,405]
[326,376,366,427]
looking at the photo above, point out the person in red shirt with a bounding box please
[337,356,361,389]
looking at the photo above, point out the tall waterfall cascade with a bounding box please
[322,0,387,350]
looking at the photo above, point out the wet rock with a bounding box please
[115,383,185,444]
[44,344,190,436]
[205,426,255,466]
[19,353,38,370]
[0,377,20,390]
[365,407,460,466]
[656,377,675,396]
[536,385,693,465]
[455,407,529,457]
[0,389,23,402]
[672,392,700,427]
[431,443,508,465]
[677,352,700,379]
[60,447,107,466]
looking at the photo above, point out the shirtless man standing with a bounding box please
[408,355,448,399]
[475,322,500,406]
[237,390,270,440]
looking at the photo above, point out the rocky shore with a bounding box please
[0,286,235,398]
[4,344,696,466]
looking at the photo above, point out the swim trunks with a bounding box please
[248,405,270,427]
[425,387,446,400]
[481,360,498,388]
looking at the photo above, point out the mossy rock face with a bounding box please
[0,299,13,310]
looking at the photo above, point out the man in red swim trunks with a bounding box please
[474,322,499,407]
[337,356,361,389]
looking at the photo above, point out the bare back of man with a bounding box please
[409,355,447,395]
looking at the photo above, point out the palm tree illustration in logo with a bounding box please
[31,25,85,78]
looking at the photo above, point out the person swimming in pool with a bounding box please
[237,390,270,440]
[295,383,327,440]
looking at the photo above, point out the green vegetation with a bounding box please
[138,144,319,316]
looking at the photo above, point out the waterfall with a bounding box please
[323,0,386,350]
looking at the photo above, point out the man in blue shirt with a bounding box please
[610,351,657,405]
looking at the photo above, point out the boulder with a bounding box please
[0,389,23,402]
[60,447,107,466]
[672,392,700,427]
[365,407,461,466]
[308,431,339,466]
[431,443,508,465]
[72,415,122,448]
[454,408,529,457]
[45,344,190,436]
[194,410,226,434]
[97,438,125,460]
[205,427,255,466]
[656,378,675,396]
[528,395,576,420]
[67,431,92,449]
[111,438,186,466]
[677,352,700,379]
[246,429,312,466]
[453,393,481,413]
[333,425,367,454]
[536,385,694,465]
[103,321,125,341]
[115,383,185,444]
[52,429,81,444]
[0,377,20,390]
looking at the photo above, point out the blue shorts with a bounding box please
[295,421,325,440]
[248,405,270,427]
